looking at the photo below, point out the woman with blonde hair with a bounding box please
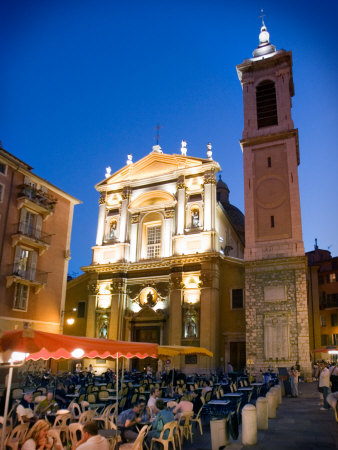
[21,419,55,450]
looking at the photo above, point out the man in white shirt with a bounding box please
[147,387,159,417]
[75,421,109,450]
[17,393,35,423]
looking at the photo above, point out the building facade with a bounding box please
[66,24,314,377]
[307,243,338,361]
[66,144,246,372]
[237,23,312,376]
[0,146,80,334]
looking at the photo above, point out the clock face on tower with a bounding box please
[255,176,286,209]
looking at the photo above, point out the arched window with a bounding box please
[256,80,278,128]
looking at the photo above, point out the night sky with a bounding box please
[1,0,337,275]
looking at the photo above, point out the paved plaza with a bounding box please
[184,382,337,450]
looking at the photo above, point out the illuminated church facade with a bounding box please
[66,143,246,372]
[66,22,312,376]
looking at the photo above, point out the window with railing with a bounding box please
[13,284,29,311]
[146,225,161,259]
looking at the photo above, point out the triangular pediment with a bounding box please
[130,305,166,321]
[97,152,207,187]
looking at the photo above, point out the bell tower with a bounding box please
[237,22,312,377]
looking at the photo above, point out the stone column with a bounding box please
[119,188,130,243]
[163,209,174,257]
[203,170,216,231]
[86,281,99,337]
[95,196,106,245]
[169,273,183,369]
[200,260,220,370]
[176,178,185,235]
[109,278,126,340]
[129,214,140,262]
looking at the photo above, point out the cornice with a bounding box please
[95,161,220,193]
[81,251,243,274]
[245,255,307,272]
[240,129,299,165]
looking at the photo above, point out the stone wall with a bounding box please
[245,256,312,379]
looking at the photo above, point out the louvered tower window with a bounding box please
[256,80,278,128]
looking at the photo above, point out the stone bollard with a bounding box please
[256,396,268,430]
[266,391,277,418]
[270,387,279,408]
[242,403,258,445]
[273,385,282,405]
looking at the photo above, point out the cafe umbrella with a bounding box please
[0,328,158,449]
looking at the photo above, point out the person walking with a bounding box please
[289,366,300,397]
[319,361,331,411]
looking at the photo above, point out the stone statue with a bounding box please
[99,319,108,339]
[192,210,199,227]
[110,221,117,238]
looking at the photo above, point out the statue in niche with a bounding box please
[98,317,109,339]
[145,290,156,307]
[109,221,117,238]
[187,319,197,338]
[192,210,199,228]
[183,307,199,339]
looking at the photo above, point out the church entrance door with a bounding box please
[230,341,246,371]
[132,326,160,373]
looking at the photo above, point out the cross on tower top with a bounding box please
[155,124,161,145]
[258,9,266,27]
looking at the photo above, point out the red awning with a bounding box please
[313,346,338,353]
[0,329,158,361]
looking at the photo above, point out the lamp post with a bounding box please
[60,307,77,333]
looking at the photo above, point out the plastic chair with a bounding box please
[178,411,194,443]
[11,389,23,400]
[150,421,178,450]
[47,428,63,449]
[191,405,203,436]
[79,409,95,425]
[53,412,72,444]
[120,424,148,449]
[69,401,82,421]
[5,423,29,450]
[69,422,84,447]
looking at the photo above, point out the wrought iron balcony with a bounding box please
[12,223,52,244]
[17,185,57,214]
[11,223,52,255]
[6,263,48,293]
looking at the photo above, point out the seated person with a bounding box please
[116,402,142,442]
[146,399,175,447]
[173,395,193,420]
[201,380,212,398]
[21,419,62,450]
[192,392,203,414]
[17,392,35,423]
[55,383,68,407]
[75,421,109,450]
[138,402,151,423]
[36,391,58,417]
[147,387,160,417]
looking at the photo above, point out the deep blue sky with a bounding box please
[1,0,337,275]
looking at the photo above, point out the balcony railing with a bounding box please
[12,223,52,245]
[8,263,48,285]
[17,185,57,212]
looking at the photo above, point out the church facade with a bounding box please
[65,23,312,376]
[66,143,245,372]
